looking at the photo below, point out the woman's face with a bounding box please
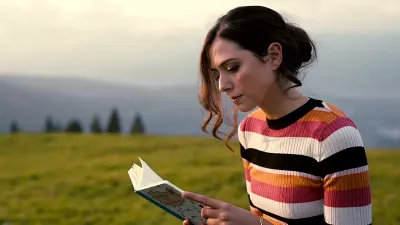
[209,37,282,112]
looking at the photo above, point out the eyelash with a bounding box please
[212,65,240,81]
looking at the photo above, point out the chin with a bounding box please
[236,103,257,113]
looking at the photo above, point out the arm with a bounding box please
[319,117,372,225]
[239,123,283,225]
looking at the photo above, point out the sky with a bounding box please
[1,0,399,96]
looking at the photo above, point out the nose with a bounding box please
[218,74,233,93]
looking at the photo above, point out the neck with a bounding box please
[259,88,309,120]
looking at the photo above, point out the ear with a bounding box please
[263,42,282,70]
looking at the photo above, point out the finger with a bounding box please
[206,218,219,225]
[182,191,222,209]
[201,206,220,219]
[183,219,191,225]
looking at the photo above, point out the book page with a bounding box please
[138,157,164,187]
[129,164,143,190]
[138,182,207,225]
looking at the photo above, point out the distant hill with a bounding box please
[1,75,400,148]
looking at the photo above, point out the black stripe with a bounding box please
[241,147,320,176]
[267,98,324,130]
[248,195,328,225]
[319,146,368,177]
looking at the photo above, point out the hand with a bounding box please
[181,191,262,225]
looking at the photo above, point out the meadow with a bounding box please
[0,134,399,225]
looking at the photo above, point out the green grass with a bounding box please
[0,134,399,225]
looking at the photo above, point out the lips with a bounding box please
[230,95,243,101]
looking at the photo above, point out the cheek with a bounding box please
[237,69,270,92]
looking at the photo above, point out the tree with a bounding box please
[44,116,55,133]
[130,113,146,134]
[9,121,20,133]
[90,115,102,133]
[65,119,83,133]
[106,108,121,133]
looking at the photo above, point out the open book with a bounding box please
[128,158,207,225]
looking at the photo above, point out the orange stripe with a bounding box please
[326,103,346,117]
[250,206,263,216]
[250,167,322,188]
[243,158,250,168]
[323,171,370,191]
[263,214,288,225]
[248,109,266,120]
[299,109,337,123]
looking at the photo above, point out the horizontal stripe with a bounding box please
[320,147,368,177]
[320,126,364,160]
[243,117,326,140]
[243,147,320,176]
[242,126,363,164]
[299,109,337,123]
[244,167,251,182]
[320,117,357,141]
[251,179,323,203]
[324,186,371,207]
[250,206,263,216]
[262,214,288,225]
[323,171,370,191]
[242,131,320,159]
[250,163,321,180]
[325,103,347,117]
[324,165,369,179]
[324,204,372,225]
[238,130,246,148]
[250,166,322,188]
[247,108,267,121]
[245,180,251,193]
[249,194,325,222]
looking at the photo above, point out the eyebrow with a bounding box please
[211,58,238,70]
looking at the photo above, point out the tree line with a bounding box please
[8,107,146,135]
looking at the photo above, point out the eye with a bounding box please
[227,65,239,73]
[211,69,220,81]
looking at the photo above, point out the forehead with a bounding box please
[209,38,242,67]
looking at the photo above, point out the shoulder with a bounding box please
[315,100,364,162]
[238,108,265,148]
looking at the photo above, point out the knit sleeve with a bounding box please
[238,120,263,217]
[318,117,372,225]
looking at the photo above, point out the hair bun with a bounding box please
[285,24,313,63]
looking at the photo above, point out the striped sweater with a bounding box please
[238,98,372,225]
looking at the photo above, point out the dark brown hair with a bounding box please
[198,6,317,152]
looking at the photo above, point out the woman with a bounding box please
[182,5,372,225]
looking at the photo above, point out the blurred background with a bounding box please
[0,0,399,224]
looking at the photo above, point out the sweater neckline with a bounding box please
[266,97,322,130]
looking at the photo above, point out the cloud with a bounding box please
[0,0,399,94]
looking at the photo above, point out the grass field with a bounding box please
[0,134,399,225]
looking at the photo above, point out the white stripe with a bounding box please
[320,126,364,161]
[243,131,320,160]
[249,192,324,219]
[242,125,363,162]
[238,126,246,148]
[250,163,321,180]
[313,106,330,112]
[246,180,252,193]
[324,165,369,179]
[322,102,331,110]
[324,204,372,225]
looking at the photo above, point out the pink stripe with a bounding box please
[320,117,356,141]
[242,117,325,140]
[241,117,356,141]
[245,168,251,182]
[324,186,371,207]
[251,179,323,203]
